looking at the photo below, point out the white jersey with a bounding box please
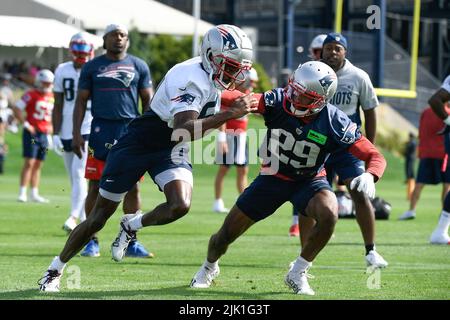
[441,75,450,93]
[53,61,92,139]
[329,59,379,126]
[150,57,221,128]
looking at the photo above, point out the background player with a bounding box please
[190,61,386,295]
[70,24,154,258]
[428,74,450,244]
[400,107,450,220]
[38,24,256,292]
[52,32,94,232]
[14,69,54,203]
[299,33,388,268]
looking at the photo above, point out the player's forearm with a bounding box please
[72,99,87,135]
[52,103,63,135]
[348,136,386,181]
[174,110,235,142]
[429,97,448,120]
[364,109,377,143]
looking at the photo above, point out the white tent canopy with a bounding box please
[0,15,103,48]
[33,0,214,36]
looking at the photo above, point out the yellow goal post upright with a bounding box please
[334,0,421,99]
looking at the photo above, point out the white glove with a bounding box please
[350,172,376,199]
[52,135,64,156]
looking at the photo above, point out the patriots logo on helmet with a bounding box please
[97,69,135,87]
[171,93,196,105]
[319,75,335,94]
[217,26,238,51]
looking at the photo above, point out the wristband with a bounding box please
[444,116,450,126]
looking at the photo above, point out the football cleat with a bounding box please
[17,194,27,203]
[62,217,78,234]
[190,264,220,288]
[213,199,229,213]
[81,239,100,257]
[289,224,300,237]
[126,240,154,258]
[111,214,137,262]
[399,210,416,220]
[38,269,62,292]
[429,231,450,245]
[365,250,388,268]
[285,262,315,295]
[30,194,50,203]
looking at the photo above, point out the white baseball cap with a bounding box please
[104,24,128,36]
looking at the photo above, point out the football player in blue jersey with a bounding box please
[190,61,386,295]
[38,24,258,292]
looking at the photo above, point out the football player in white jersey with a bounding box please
[38,24,258,292]
[428,74,450,244]
[52,32,94,232]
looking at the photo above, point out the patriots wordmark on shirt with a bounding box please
[97,65,136,87]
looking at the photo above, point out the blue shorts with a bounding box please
[325,151,365,186]
[22,129,48,161]
[99,113,192,194]
[236,175,332,221]
[88,118,132,161]
[416,158,450,184]
[61,134,90,152]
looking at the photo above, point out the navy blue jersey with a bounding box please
[78,54,152,120]
[259,88,362,180]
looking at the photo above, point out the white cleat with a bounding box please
[285,262,315,296]
[38,269,62,292]
[111,214,137,262]
[62,217,78,234]
[31,195,50,203]
[190,264,220,288]
[399,210,416,220]
[429,231,450,245]
[213,199,229,213]
[366,250,388,268]
[17,194,27,203]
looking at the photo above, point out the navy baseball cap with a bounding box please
[323,33,347,50]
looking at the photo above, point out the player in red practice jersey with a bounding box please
[14,69,54,203]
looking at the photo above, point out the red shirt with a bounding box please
[19,89,54,134]
[418,107,448,159]
[221,89,248,132]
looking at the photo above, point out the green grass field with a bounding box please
[0,121,449,300]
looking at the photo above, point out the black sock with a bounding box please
[365,244,375,255]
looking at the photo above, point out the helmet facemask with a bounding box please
[70,41,94,65]
[209,53,251,90]
[284,78,326,117]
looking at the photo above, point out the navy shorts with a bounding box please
[416,158,450,184]
[61,134,90,152]
[325,151,365,186]
[236,175,332,221]
[89,118,132,161]
[99,113,192,194]
[22,129,48,161]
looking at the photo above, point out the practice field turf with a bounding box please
[0,123,448,300]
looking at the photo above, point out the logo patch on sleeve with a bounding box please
[307,129,327,145]
[341,123,357,144]
[171,93,196,105]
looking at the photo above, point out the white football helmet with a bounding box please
[308,34,327,60]
[69,32,94,65]
[35,69,54,93]
[200,24,253,90]
[284,61,337,117]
